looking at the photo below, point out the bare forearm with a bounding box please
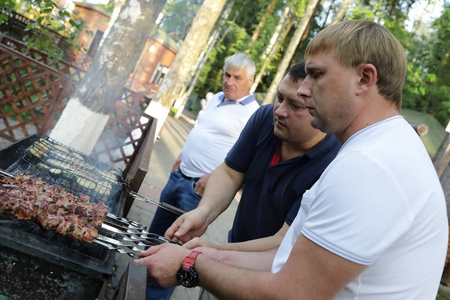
[196,254,278,299]
[201,247,277,271]
[208,222,289,252]
[212,235,284,252]
[198,163,244,224]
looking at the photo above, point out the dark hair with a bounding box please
[285,61,307,83]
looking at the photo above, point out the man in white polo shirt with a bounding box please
[146,52,259,300]
[149,53,259,236]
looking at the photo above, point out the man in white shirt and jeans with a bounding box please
[149,53,260,237]
[146,53,259,300]
[138,20,448,299]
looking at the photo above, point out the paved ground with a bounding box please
[98,111,239,300]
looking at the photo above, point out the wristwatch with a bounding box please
[177,250,202,288]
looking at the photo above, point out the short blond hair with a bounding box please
[305,20,406,109]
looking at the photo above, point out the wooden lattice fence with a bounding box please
[0,36,155,174]
[0,43,67,141]
[1,36,86,82]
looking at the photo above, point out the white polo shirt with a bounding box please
[180,92,259,178]
[272,116,448,299]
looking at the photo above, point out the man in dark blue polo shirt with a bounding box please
[165,61,341,251]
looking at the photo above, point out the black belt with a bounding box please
[179,170,200,182]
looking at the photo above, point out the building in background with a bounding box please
[71,2,111,70]
[72,1,179,99]
[127,29,178,98]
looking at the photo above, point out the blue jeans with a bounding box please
[149,170,201,236]
[146,282,175,300]
[147,170,202,300]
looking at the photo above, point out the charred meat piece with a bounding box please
[0,175,107,243]
[14,201,34,220]
[39,214,62,229]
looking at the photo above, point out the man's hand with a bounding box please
[194,173,210,196]
[184,237,217,250]
[135,243,190,287]
[172,155,182,172]
[164,208,210,243]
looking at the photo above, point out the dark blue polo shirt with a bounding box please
[225,104,341,243]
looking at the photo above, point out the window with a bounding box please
[87,30,104,58]
[151,63,169,86]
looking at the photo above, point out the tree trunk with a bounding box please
[145,0,227,135]
[291,0,350,64]
[49,0,166,154]
[262,0,321,105]
[411,0,431,38]
[250,5,292,93]
[174,1,234,119]
[321,0,336,28]
[100,0,126,46]
[330,0,352,24]
[434,133,450,178]
[246,0,276,51]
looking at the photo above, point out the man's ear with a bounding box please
[356,64,377,96]
[248,75,255,86]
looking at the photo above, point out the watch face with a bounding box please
[177,267,199,288]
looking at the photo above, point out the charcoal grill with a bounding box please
[0,135,126,299]
[0,135,183,299]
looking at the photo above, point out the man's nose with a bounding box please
[227,77,235,86]
[297,79,311,98]
[274,101,288,118]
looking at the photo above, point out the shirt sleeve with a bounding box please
[285,197,302,226]
[301,151,414,265]
[225,106,268,173]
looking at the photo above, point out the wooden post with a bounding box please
[434,133,450,178]
[439,164,450,287]
[437,123,450,288]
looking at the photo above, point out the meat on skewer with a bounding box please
[0,175,107,242]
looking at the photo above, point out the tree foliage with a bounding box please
[159,0,203,42]
[1,0,91,61]
[402,3,450,126]
[7,0,449,126]
[190,0,449,127]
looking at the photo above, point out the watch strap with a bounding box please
[182,250,202,269]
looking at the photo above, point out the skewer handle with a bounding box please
[128,191,186,216]
[160,202,186,216]
[0,168,14,178]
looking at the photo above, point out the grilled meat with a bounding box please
[0,175,108,243]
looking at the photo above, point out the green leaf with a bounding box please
[0,13,9,22]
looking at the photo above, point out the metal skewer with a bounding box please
[101,222,150,235]
[96,234,148,249]
[106,212,145,228]
[0,168,14,178]
[94,232,179,257]
[127,191,186,216]
[93,239,142,258]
